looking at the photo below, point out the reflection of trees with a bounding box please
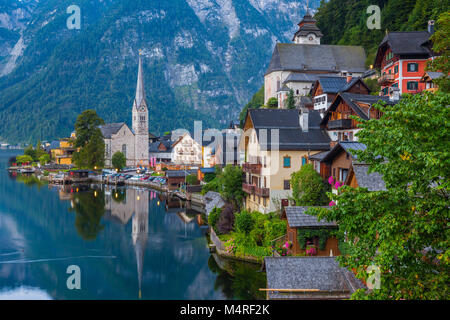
[69,190,106,241]
[207,256,266,300]
[16,174,47,189]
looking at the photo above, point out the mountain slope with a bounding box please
[0,0,320,144]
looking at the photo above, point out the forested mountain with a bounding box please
[0,0,320,144]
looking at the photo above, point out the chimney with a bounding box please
[389,87,400,102]
[346,75,353,83]
[428,20,435,34]
[299,108,309,132]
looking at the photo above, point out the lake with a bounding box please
[0,150,265,300]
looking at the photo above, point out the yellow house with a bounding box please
[240,108,330,213]
[50,137,77,165]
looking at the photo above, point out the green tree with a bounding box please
[112,151,126,171]
[38,154,50,165]
[310,92,450,299]
[428,12,450,93]
[286,89,296,109]
[235,210,254,234]
[239,85,264,125]
[16,155,33,164]
[72,110,105,169]
[291,164,329,206]
[24,145,37,161]
[266,97,278,109]
[186,174,199,185]
[73,110,105,148]
[220,165,245,209]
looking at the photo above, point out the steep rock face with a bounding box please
[0,0,319,144]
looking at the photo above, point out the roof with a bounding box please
[99,123,126,139]
[204,191,226,217]
[283,72,340,84]
[317,77,348,94]
[134,54,146,107]
[49,141,60,150]
[421,71,444,81]
[149,140,172,153]
[350,164,386,191]
[266,43,366,75]
[321,141,367,163]
[321,92,396,125]
[374,31,433,67]
[285,206,336,228]
[308,150,330,161]
[247,109,331,151]
[200,167,216,173]
[292,12,323,41]
[165,169,197,178]
[264,257,366,299]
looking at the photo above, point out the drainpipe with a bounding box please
[368,104,372,120]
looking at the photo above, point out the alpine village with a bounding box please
[2,1,449,301]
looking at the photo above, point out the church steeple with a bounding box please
[292,9,323,45]
[135,50,146,108]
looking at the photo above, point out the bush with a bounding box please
[235,210,254,234]
[186,174,199,185]
[217,204,235,235]
[267,97,278,108]
[112,151,126,171]
[291,163,329,206]
[208,207,221,234]
[203,172,216,183]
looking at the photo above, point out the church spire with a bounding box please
[135,50,146,107]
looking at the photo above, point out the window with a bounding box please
[283,156,291,168]
[302,157,307,166]
[394,65,398,74]
[284,180,291,190]
[122,144,127,157]
[407,81,419,91]
[407,63,418,72]
[339,168,349,182]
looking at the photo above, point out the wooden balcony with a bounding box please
[255,186,270,198]
[378,74,395,85]
[243,183,255,194]
[328,119,353,130]
[243,162,262,174]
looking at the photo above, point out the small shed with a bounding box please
[284,206,339,256]
[264,257,365,300]
[165,169,197,190]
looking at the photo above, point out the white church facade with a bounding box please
[100,53,149,168]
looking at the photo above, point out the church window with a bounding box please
[122,144,127,157]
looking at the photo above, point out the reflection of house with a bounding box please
[283,206,339,256]
[240,108,330,213]
[264,257,365,300]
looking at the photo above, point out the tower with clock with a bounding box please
[292,10,323,45]
[132,51,150,167]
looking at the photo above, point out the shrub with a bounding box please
[217,204,235,235]
[186,174,199,185]
[208,207,221,234]
[203,172,216,183]
[235,210,254,234]
[291,163,329,206]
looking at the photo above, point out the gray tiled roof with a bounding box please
[426,71,444,80]
[317,77,348,93]
[284,72,340,84]
[266,43,366,75]
[285,206,336,228]
[265,257,366,299]
[99,123,126,139]
[321,141,366,163]
[308,150,330,161]
[352,164,386,191]
[249,109,300,129]
[380,31,431,56]
[165,169,197,178]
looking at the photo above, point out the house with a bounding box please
[317,141,367,182]
[240,108,330,213]
[283,206,339,256]
[100,122,136,167]
[374,20,437,96]
[345,163,386,191]
[420,71,443,93]
[148,139,173,164]
[211,132,241,167]
[265,11,367,106]
[320,91,398,144]
[50,138,77,165]
[171,132,203,166]
[264,257,365,300]
[165,169,197,190]
[310,76,371,113]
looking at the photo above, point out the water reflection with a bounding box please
[1,150,265,300]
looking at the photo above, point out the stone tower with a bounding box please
[292,10,323,45]
[132,51,149,167]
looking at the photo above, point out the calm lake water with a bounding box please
[0,150,265,300]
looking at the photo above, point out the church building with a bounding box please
[100,53,150,167]
[264,11,367,108]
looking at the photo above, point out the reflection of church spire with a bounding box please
[132,190,149,299]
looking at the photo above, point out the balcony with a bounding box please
[378,74,395,85]
[243,162,262,174]
[327,119,353,130]
[255,186,270,198]
[243,183,255,194]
